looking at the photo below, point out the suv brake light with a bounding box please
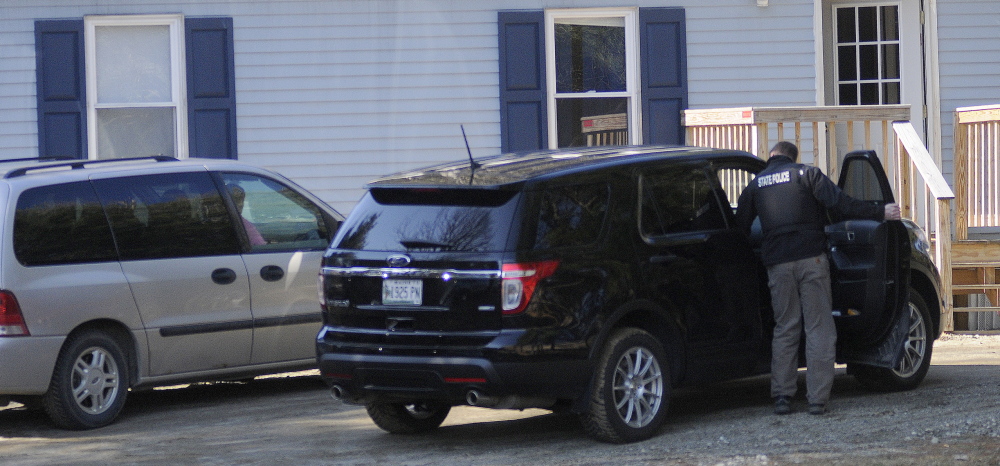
[501,260,559,314]
[0,291,29,337]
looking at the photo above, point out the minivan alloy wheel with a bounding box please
[71,346,121,415]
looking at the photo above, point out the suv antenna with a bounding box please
[461,125,481,184]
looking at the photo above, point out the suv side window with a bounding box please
[14,181,118,266]
[95,172,240,260]
[640,166,727,236]
[219,173,334,252]
[532,182,610,249]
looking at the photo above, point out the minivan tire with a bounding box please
[43,330,130,430]
[851,288,933,392]
[581,327,670,443]
[366,401,451,434]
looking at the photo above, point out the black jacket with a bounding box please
[735,155,885,267]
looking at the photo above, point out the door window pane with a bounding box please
[220,173,334,252]
[96,172,240,260]
[641,166,726,236]
[95,25,171,103]
[96,107,176,158]
[834,5,901,106]
[14,182,117,266]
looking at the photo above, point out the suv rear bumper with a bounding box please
[316,340,590,405]
[0,335,63,394]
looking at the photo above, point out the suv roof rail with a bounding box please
[3,156,179,179]
[0,156,75,164]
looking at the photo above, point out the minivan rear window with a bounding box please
[334,188,520,252]
[14,181,118,266]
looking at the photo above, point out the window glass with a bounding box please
[548,11,636,148]
[533,183,609,249]
[640,166,726,236]
[86,16,184,159]
[220,173,333,252]
[716,167,756,209]
[334,189,520,252]
[834,5,901,106]
[94,172,240,260]
[841,159,886,202]
[14,182,117,266]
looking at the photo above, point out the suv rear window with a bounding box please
[334,188,520,252]
[531,182,609,249]
[14,181,118,266]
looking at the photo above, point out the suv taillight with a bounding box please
[501,260,559,314]
[0,291,29,337]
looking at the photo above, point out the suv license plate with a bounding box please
[382,279,423,305]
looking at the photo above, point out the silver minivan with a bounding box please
[0,157,342,429]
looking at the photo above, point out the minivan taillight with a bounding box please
[501,260,559,314]
[0,291,29,337]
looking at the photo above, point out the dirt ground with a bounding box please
[1,333,999,465]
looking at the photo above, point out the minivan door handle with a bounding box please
[260,265,285,282]
[211,268,238,285]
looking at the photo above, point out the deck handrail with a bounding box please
[684,105,955,329]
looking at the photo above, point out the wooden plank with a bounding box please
[751,105,911,123]
[682,108,755,126]
[955,104,1000,124]
[951,241,1000,263]
[893,122,955,199]
[955,114,970,240]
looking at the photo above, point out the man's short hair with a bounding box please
[769,141,799,161]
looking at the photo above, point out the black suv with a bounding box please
[316,146,942,443]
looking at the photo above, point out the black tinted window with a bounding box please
[334,188,519,252]
[641,166,727,236]
[841,158,886,202]
[532,183,609,249]
[14,182,117,266]
[94,172,240,260]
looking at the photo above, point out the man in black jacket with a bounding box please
[735,141,901,415]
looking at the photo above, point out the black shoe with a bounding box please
[808,403,827,415]
[774,396,792,415]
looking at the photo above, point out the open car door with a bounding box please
[826,150,911,367]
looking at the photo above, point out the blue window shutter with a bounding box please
[498,11,547,153]
[35,20,87,159]
[640,8,688,145]
[186,17,237,159]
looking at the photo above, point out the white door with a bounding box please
[825,1,925,139]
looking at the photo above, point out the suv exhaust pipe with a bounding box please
[330,385,346,400]
[466,389,556,410]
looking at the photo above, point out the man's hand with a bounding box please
[884,203,902,221]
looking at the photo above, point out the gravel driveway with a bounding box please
[1,334,998,465]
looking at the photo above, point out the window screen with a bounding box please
[14,181,117,266]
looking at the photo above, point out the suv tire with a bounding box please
[581,328,669,443]
[851,288,933,391]
[366,401,451,434]
[43,330,130,430]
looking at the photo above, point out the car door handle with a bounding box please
[650,253,678,264]
[212,268,238,285]
[260,265,285,282]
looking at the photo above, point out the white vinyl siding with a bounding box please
[935,0,1000,181]
[2,0,825,214]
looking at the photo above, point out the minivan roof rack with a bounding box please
[4,156,178,179]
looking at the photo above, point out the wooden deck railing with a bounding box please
[684,105,955,328]
[954,104,1000,240]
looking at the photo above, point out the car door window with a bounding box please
[219,173,333,252]
[840,157,887,202]
[14,181,118,266]
[640,166,727,236]
[95,172,240,260]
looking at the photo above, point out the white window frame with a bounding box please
[83,14,189,160]
[544,8,641,149]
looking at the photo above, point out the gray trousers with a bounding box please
[766,254,836,404]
